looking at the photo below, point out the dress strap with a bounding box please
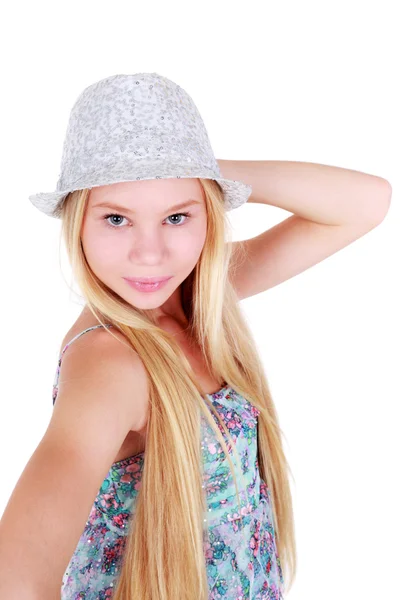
[52,324,114,405]
[59,324,114,359]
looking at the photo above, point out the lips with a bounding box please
[124,276,172,284]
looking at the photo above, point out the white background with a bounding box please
[0,1,398,598]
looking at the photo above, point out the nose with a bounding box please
[128,228,169,261]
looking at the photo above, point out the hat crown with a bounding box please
[28,72,252,219]
[57,72,219,191]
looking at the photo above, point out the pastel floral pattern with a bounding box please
[53,325,284,599]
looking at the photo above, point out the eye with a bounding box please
[103,214,129,229]
[165,212,191,226]
[103,212,192,229]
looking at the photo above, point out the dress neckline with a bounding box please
[111,384,232,469]
[205,383,230,397]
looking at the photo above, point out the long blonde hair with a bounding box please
[60,178,297,598]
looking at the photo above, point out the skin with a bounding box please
[81,177,207,328]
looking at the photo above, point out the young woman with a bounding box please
[0,72,391,600]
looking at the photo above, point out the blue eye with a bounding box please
[103,212,192,229]
[165,212,191,226]
[103,214,129,228]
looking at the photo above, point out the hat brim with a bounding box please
[28,176,252,219]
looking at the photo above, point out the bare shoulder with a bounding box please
[0,323,149,592]
[56,322,149,434]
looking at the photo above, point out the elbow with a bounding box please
[366,178,392,225]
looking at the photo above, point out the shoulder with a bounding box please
[57,323,149,433]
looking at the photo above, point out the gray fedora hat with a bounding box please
[28,72,252,219]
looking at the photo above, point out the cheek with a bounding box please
[175,228,207,263]
[82,230,122,269]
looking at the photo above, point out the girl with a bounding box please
[0,72,391,599]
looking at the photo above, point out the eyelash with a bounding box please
[102,212,192,230]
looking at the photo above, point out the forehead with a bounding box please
[88,177,204,204]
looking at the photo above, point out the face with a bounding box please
[81,178,207,324]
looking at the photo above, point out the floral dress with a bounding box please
[52,325,284,599]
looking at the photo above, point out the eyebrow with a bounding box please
[91,199,202,214]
